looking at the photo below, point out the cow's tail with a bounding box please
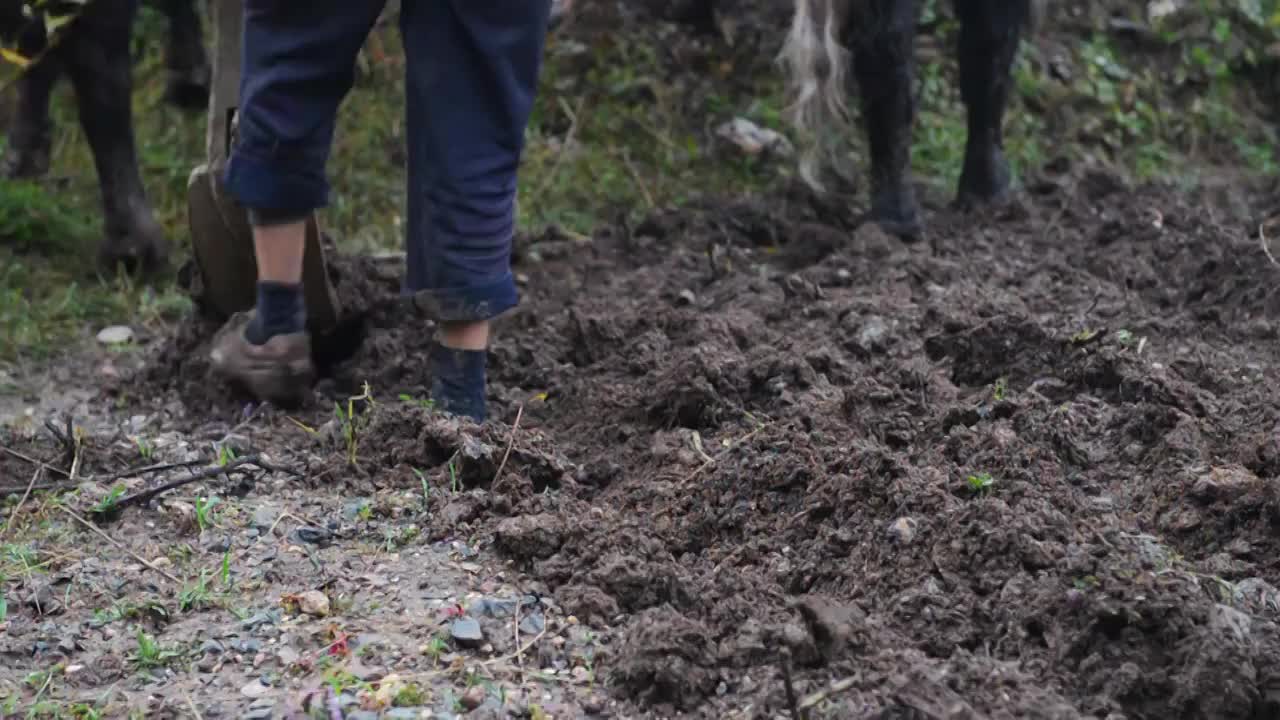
[778,0,852,192]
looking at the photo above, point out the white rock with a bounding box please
[96,325,134,345]
[298,590,330,617]
[715,117,794,157]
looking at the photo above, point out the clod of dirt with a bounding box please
[494,514,566,560]
[1191,465,1261,502]
[791,595,870,665]
[613,606,717,710]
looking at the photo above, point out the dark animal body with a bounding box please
[0,0,210,273]
[779,0,1044,237]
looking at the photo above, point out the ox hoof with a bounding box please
[955,152,1012,211]
[97,230,169,277]
[164,67,211,112]
[1,145,51,180]
[867,190,923,240]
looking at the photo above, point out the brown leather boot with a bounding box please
[209,312,315,407]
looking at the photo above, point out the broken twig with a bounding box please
[56,505,179,584]
[493,405,525,484]
[1,446,70,477]
[3,467,41,537]
[111,455,301,512]
[798,675,859,711]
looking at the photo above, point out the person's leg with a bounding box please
[211,1,384,404]
[400,0,553,422]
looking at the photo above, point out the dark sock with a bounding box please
[245,281,306,345]
[429,342,488,423]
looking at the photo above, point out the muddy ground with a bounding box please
[7,167,1280,719]
[6,2,1280,720]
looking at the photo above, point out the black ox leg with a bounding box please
[847,0,921,238]
[953,0,1029,208]
[158,0,210,111]
[62,0,168,272]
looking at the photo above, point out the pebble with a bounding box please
[240,679,271,699]
[450,617,484,648]
[96,325,134,345]
[519,612,546,635]
[385,709,424,719]
[459,685,487,711]
[241,611,280,630]
[239,638,263,654]
[472,597,518,619]
[676,289,696,306]
[200,639,225,656]
[251,506,280,532]
[857,316,890,351]
[243,699,275,720]
[297,590,331,617]
[572,666,592,683]
[346,712,379,720]
[886,517,918,545]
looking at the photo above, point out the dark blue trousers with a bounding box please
[224,0,552,322]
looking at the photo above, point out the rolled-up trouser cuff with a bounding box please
[224,148,328,216]
[406,271,519,324]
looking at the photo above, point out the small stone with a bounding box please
[346,712,379,720]
[583,694,606,714]
[200,639,225,656]
[886,517,917,545]
[251,506,280,532]
[459,685,486,711]
[296,590,331,617]
[239,638,263,654]
[676,289,696,306]
[65,664,85,676]
[385,709,424,720]
[240,679,271,699]
[472,597,518,619]
[451,617,484,648]
[241,611,279,630]
[835,268,852,282]
[244,699,275,720]
[519,612,545,635]
[277,646,299,666]
[857,316,889,351]
[96,325,134,345]
[572,666,591,683]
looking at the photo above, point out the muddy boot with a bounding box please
[209,311,316,408]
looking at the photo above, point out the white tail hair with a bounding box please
[777,0,852,192]
[778,0,1051,193]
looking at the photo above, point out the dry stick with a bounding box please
[1,446,70,477]
[798,676,859,711]
[530,96,585,203]
[4,467,42,537]
[113,455,302,512]
[108,459,205,482]
[780,650,802,719]
[684,424,768,484]
[1260,217,1280,267]
[493,405,525,484]
[56,505,180,584]
[513,596,525,686]
[622,149,656,209]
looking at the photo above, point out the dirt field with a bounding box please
[4,1,1280,719]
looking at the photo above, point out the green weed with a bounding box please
[967,472,996,494]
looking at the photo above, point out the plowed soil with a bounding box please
[4,2,1280,718]
[108,164,1280,719]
